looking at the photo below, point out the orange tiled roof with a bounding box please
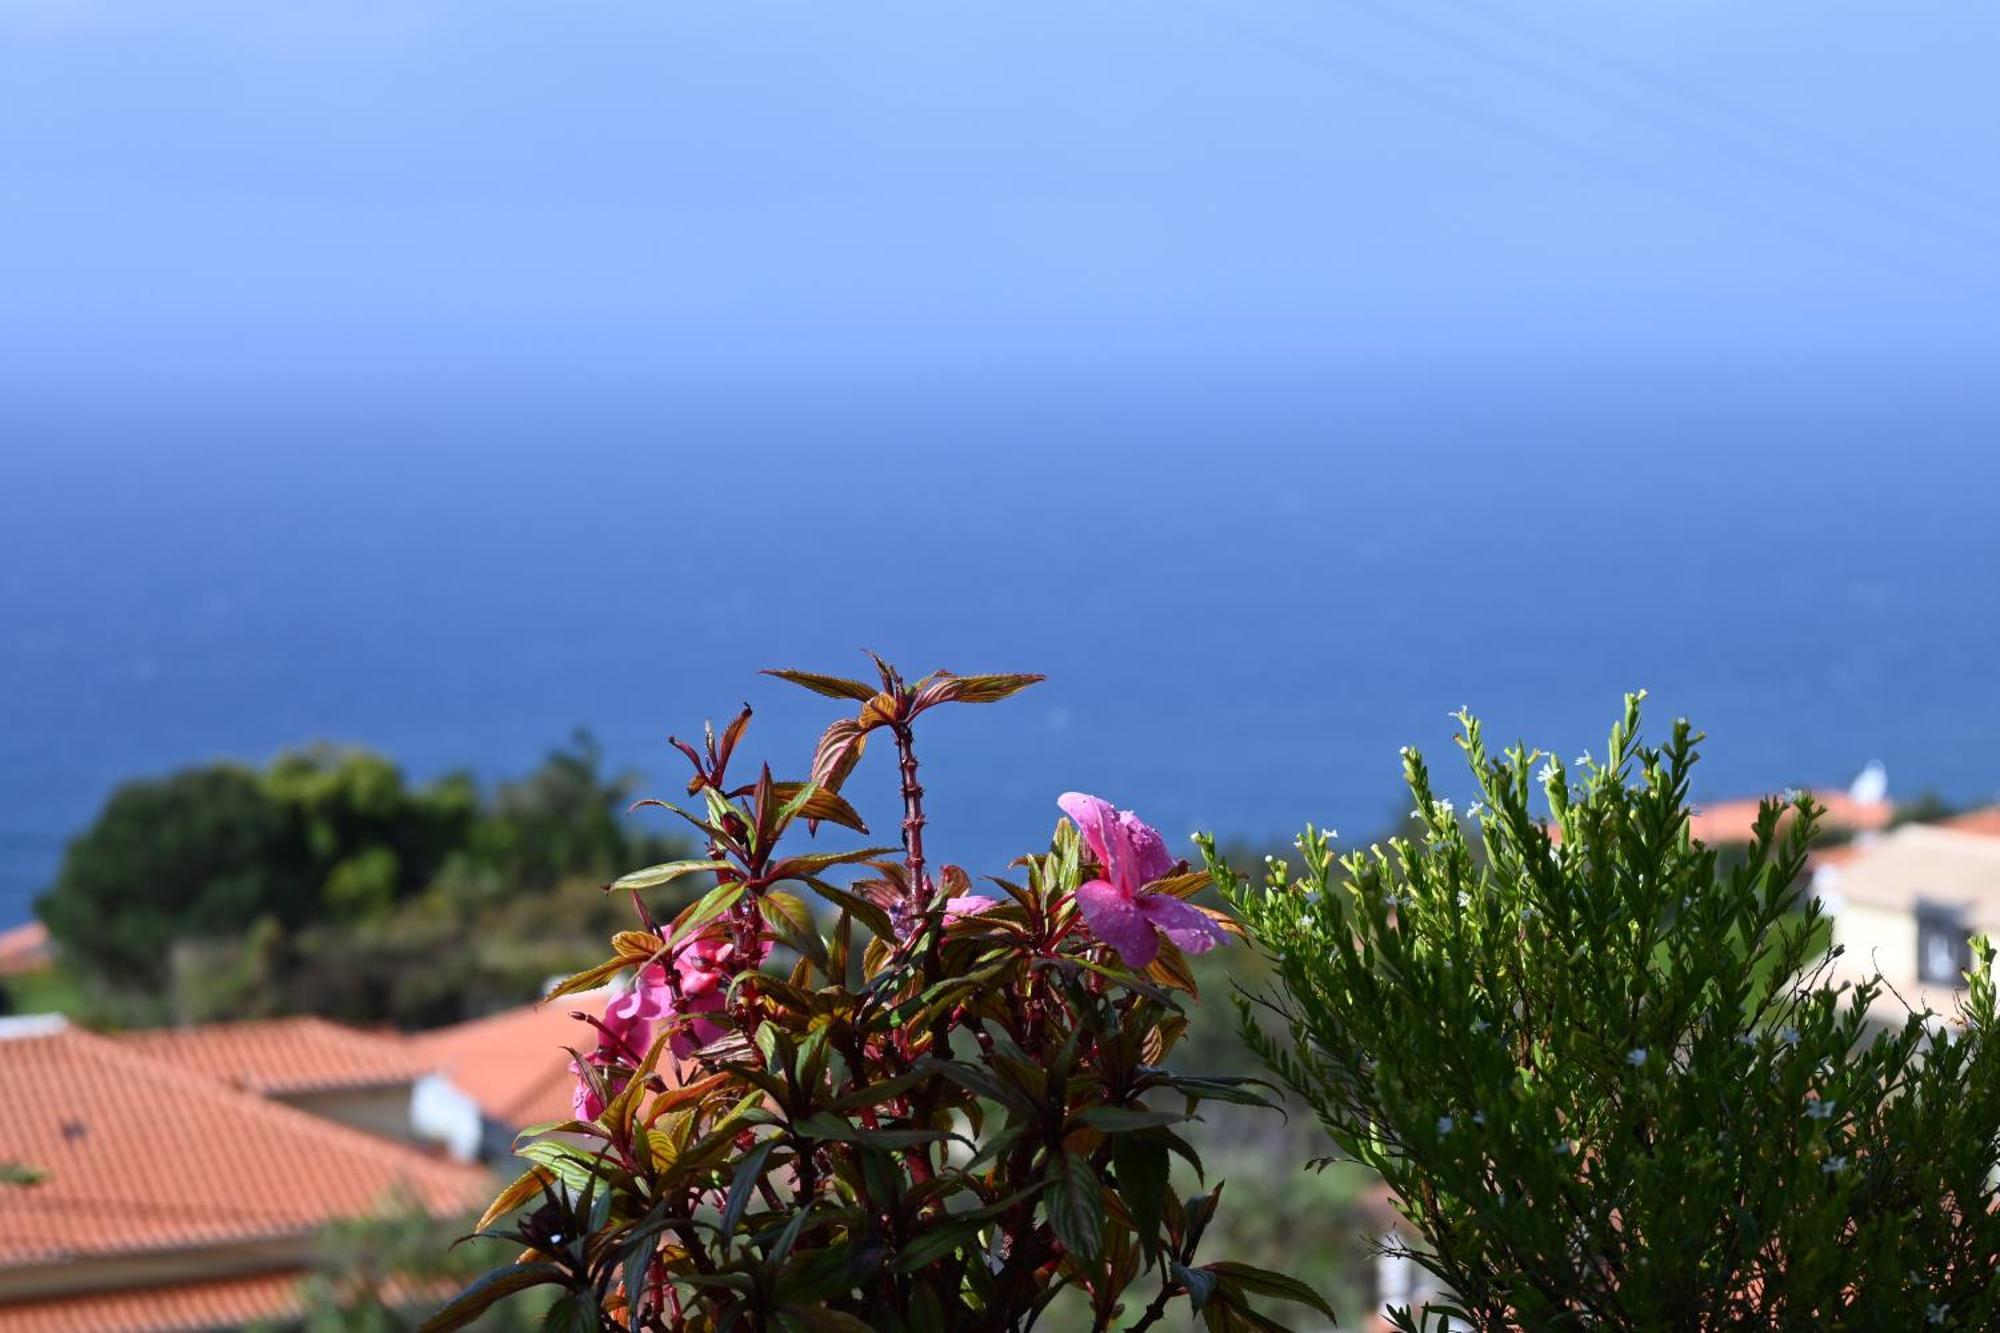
[408,991,605,1130]
[0,1024,490,1270]
[1685,790,1892,847]
[1941,805,2000,838]
[0,1269,305,1333]
[119,1016,435,1096]
[0,924,50,979]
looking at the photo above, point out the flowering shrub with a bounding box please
[1226,694,2000,1330]
[426,661,1333,1333]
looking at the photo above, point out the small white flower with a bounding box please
[1782,787,1804,803]
[1400,745,1415,758]
[1436,1115,1454,1136]
[1437,798,1454,817]
[1779,1026,1801,1047]
[1472,1110,1487,1126]
[1466,801,1484,817]
[1822,1155,1848,1174]
[1574,752,1590,767]
[1471,1018,1491,1034]
[1927,1302,1949,1325]
[1626,1047,1648,1067]
[1806,1099,1836,1121]
[1458,890,1474,908]
[1521,906,1539,922]
[1264,854,1275,864]
[1537,761,1558,785]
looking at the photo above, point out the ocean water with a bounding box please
[5,368,1998,928]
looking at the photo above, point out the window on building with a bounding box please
[1916,900,1972,986]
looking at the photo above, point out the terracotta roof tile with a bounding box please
[1685,789,1892,847]
[118,1016,436,1096]
[0,1269,306,1333]
[408,992,605,1129]
[0,924,50,979]
[1941,805,2000,839]
[0,1024,490,1270]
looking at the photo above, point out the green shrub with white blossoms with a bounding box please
[1221,693,2000,1330]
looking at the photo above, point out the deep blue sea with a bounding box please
[5,367,1998,928]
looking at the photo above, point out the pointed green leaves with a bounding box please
[610,858,720,893]
[1042,1151,1105,1261]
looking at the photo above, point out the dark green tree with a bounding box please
[38,764,291,990]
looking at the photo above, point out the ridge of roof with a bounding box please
[117,1015,436,1095]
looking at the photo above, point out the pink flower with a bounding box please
[570,924,771,1117]
[1058,792,1225,969]
[671,927,770,1058]
[943,894,996,924]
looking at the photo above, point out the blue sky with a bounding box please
[4,1,1998,401]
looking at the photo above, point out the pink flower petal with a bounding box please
[943,894,996,924]
[1117,809,1176,886]
[1058,792,1117,869]
[570,1062,605,1121]
[673,986,728,1059]
[1076,877,1160,970]
[1136,892,1226,955]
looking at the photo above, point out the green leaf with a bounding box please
[770,781,871,834]
[758,891,830,974]
[1041,1151,1104,1261]
[1110,1136,1169,1261]
[916,1057,1039,1114]
[1173,1260,1219,1313]
[799,876,898,943]
[1077,1106,1187,1133]
[541,1291,603,1333]
[610,858,721,893]
[1203,1261,1338,1321]
[720,1139,776,1241]
[772,847,899,880]
[666,878,750,949]
[778,1307,879,1333]
[477,1165,555,1233]
[892,1218,986,1274]
[419,1261,569,1332]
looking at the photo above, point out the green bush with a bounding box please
[1224,694,2000,1330]
[35,734,693,1025]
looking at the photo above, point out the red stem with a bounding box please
[893,721,927,902]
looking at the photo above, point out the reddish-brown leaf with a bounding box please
[912,671,1045,712]
[762,669,880,702]
[811,717,870,793]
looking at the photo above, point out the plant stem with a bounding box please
[893,722,928,901]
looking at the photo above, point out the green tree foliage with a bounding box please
[38,763,291,988]
[36,734,692,1024]
[1226,695,2000,1329]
